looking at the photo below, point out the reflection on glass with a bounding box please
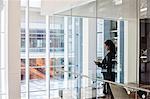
[20,0,141,99]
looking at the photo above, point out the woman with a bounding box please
[95,40,116,98]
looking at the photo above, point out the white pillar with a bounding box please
[5,0,20,99]
[82,18,96,87]
[64,16,68,88]
[46,15,50,99]
[124,19,138,83]
[83,18,89,88]
[25,0,29,98]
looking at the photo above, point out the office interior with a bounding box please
[0,0,150,99]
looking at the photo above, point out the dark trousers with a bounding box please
[102,72,115,99]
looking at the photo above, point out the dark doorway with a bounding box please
[140,19,150,85]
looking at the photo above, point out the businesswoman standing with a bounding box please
[95,40,116,98]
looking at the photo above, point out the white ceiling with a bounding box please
[41,0,95,15]
[21,0,41,8]
[41,0,137,20]
[20,0,149,19]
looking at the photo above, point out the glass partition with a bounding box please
[21,0,150,99]
[55,0,138,83]
[96,0,138,84]
[54,0,139,98]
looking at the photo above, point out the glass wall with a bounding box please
[54,0,138,83]
[21,0,140,99]
[20,0,83,98]
[54,0,139,98]
[1,0,150,99]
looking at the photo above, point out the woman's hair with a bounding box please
[104,40,116,54]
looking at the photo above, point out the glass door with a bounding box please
[139,0,150,85]
[140,19,150,84]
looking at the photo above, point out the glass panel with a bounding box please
[21,0,47,99]
[96,0,138,85]
[29,5,46,54]
[96,19,125,83]
[49,16,65,99]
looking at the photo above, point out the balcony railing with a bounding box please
[20,48,64,53]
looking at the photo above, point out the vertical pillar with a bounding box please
[124,19,138,83]
[72,17,75,85]
[82,18,89,88]
[25,0,29,98]
[46,15,50,99]
[88,18,97,81]
[5,0,20,99]
[83,18,96,98]
[64,16,68,88]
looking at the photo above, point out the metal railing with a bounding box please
[56,69,150,99]
[21,69,150,99]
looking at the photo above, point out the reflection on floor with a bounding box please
[21,79,150,99]
[21,79,104,99]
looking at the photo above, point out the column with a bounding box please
[46,15,50,99]
[5,0,20,99]
[124,19,138,83]
[82,18,89,88]
[82,18,96,98]
[25,0,29,98]
[64,16,69,88]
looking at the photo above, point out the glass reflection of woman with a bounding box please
[95,40,116,98]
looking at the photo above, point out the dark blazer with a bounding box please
[98,52,116,81]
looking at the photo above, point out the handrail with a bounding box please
[57,69,150,93]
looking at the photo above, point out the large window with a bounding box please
[20,0,83,98]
